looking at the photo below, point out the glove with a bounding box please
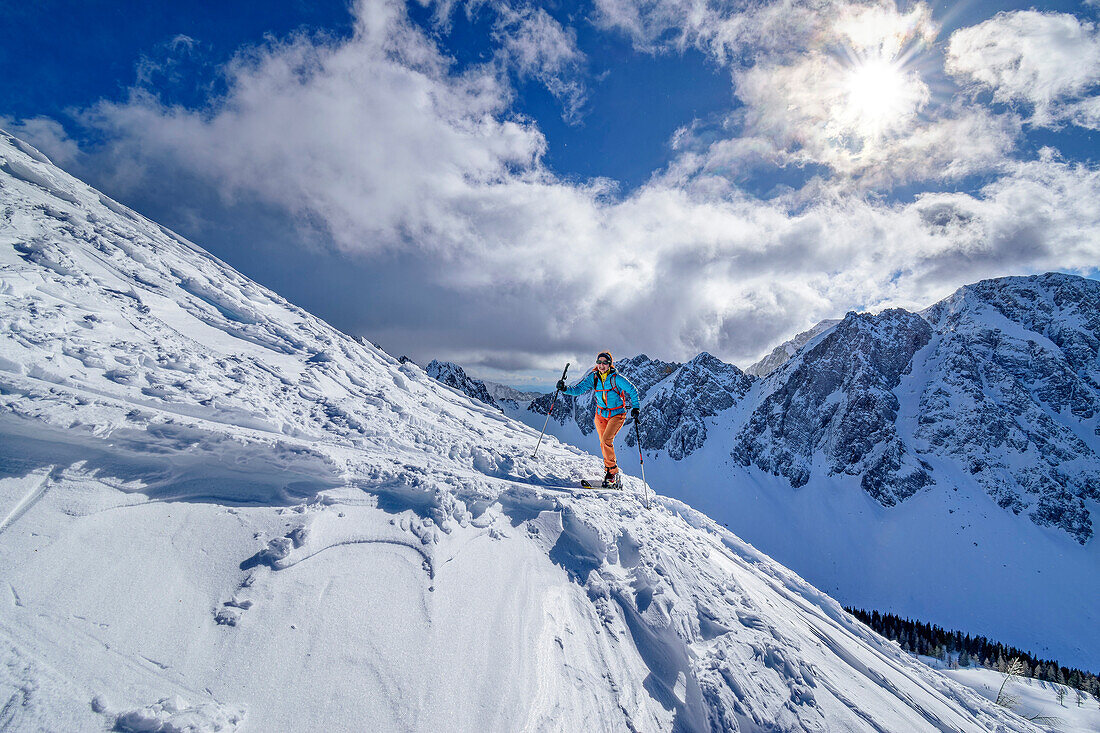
[556,380,566,392]
[631,407,639,419]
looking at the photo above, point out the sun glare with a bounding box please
[843,58,912,140]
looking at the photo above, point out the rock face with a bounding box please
[914,274,1100,543]
[628,353,753,459]
[431,274,1100,543]
[733,309,935,506]
[425,360,500,411]
[746,318,841,377]
[732,275,1100,541]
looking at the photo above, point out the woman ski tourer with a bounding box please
[557,351,640,489]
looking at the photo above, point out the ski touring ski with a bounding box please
[580,476,622,491]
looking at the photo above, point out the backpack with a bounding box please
[592,371,629,413]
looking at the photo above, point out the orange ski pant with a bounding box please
[594,413,626,475]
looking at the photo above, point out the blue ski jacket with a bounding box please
[563,368,640,418]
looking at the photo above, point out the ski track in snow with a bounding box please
[0,130,1058,731]
[0,466,54,536]
[499,323,1100,675]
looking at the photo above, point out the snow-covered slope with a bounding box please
[939,667,1100,733]
[0,130,1046,731]
[927,659,1100,733]
[460,280,1099,671]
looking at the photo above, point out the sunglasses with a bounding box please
[596,359,611,365]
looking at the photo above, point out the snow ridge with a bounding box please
[0,129,1043,731]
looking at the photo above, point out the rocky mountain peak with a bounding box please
[424,360,500,411]
[746,318,841,377]
[631,351,755,459]
[914,274,1100,543]
[734,308,934,502]
[613,354,681,398]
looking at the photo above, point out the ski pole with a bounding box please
[633,414,651,509]
[533,363,569,458]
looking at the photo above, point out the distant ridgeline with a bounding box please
[431,273,1100,545]
[846,607,1100,699]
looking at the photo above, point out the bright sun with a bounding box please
[842,58,912,140]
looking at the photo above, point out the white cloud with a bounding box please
[0,116,82,166]
[660,101,1019,195]
[83,0,546,258]
[946,11,1100,127]
[492,5,587,121]
[50,0,1100,369]
[592,0,818,61]
[136,34,199,80]
[419,0,588,121]
[732,51,933,170]
[646,2,1016,187]
[593,1,1016,186]
[1066,95,1100,130]
[593,0,940,68]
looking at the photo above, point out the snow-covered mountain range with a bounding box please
[424,359,502,411]
[434,276,1100,672]
[511,281,1100,545]
[745,319,840,377]
[0,131,1052,730]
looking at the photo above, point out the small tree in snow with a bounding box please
[995,658,1026,708]
[1056,687,1066,706]
[995,658,1063,727]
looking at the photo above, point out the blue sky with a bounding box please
[3,0,1100,388]
[2,1,737,189]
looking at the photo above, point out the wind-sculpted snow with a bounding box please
[0,130,1041,730]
